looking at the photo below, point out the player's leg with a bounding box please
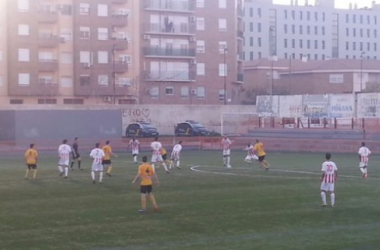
[33,165,38,179]
[149,193,159,212]
[330,191,335,207]
[77,157,82,170]
[99,170,103,183]
[25,165,30,179]
[91,170,96,183]
[320,183,327,206]
[58,164,64,176]
[106,165,113,177]
[133,153,137,163]
[245,155,252,164]
[176,157,181,169]
[139,187,147,212]
[70,158,75,170]
[64,163,69,178]
[223,154,227,166]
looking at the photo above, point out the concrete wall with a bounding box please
[121,105,256,135]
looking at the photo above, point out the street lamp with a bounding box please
[223,47,228,105]
[360,51,365,92]
[112,44,116,105]
[270,54,277,96]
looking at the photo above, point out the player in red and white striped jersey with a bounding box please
[358,142,371,178]
[129,137,140,164]
[90,143,105,184]
[150,137,169,173]
[58,139,72,179]
[244,144,258,165]
[320,153,338,207]
[221,136,232,168]
[170,141,183,169]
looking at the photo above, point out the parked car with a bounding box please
[125,122,159,138]
[175,121,209,136]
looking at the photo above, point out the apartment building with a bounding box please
[139,0,244,104]
[2,0,138,106]
[0,0,7,98]
[244,0,380,61]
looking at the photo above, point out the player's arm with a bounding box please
[153,171,159,186]
[132,173,140,184]
[321,172,325,181]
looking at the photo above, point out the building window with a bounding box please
[61,29,72,41]
[258,8,261,18]
[291,25,295,34]
[18,48,30,62]
[80,75,90,86]
[150,87,159,98]
[292,39,295,48]
[219,89,226,101]
[314,54,318,60]
[360,29,363,37]
[197,87,205,98]
[322,12,325,21]
[367,29,370,38]
[60,52,72,64]
[314,40,318,49]
[97,51,108,64]
[367,42,371,51]
[374,30,377,38]
[196,63,205,76]
[322,41,325,49]
[375,16,377,25]
[249,22,253,32]
[63,99,84,105]
[299,39,303,48]
[250,37,253,46]
[117,77,131,87]
[60,77,73,87]
[79,3,90,15]
[98,75,109,86]
[196,17,205,31]
[346,14,349,23]
[196,0,204,8]
[329,74,344,84]
[165,87,174,95]
[38,99,57,105]
[353,14,356,23]
[307,40,310,49]
[346,28,349,36]
[353,28,356,37]
[218,0,226,9]
[249,52,253,60]
[322,27,325,35]
[291,10,295,20]
[367,15,370,24]
[181,87,189,97]
[196,40,205,53]
[307,11,310,20]
[299,25,303,35]
[284,39,287,48]
[18,73,30,85]
[249,7,253,17]
[98,28,108,40]
[18,24,29,36]
[374,43,377,52]
[314,26,318,35]
[18,0,29,12]
[307,25,310,35]
[284,24,287,33]
[218,19,227,32]
[284,53,288,59]
[10,99,24,104]
[360,42,363,51]
[353,42,356,50]
[299,11,303,20]
[314,12,318,21]
[258,37,261,47]
[257,23,261,32]
[258,52,262,58]
[219,64,227,76]
[219,41,227,54]
[346,42,349,50]
[80,27,90,39]
[360,15,363,24]
[97,4,108,17]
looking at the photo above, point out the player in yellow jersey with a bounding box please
[102,141,118,177]
[160,147,172,168]
[254,139,270,170]
[132,156,160,213]
[25,144,38,179]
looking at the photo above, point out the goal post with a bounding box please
[220,113,258,136]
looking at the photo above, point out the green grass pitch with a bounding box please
[1,150,380,250]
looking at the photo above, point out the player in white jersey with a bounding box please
[169,141,183,169]
[221,136,232,168]
[129,137,140,163]
[90,143,106,184]
[244,143,258,165]
[58,139,72,179]
[150,137,169,173]
[358,142,371,178]
[320,153,338,207]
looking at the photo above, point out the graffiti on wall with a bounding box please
[122,108,152,123]
[302,95,329,118]
[329,94,354,118]
[357,93,380,117]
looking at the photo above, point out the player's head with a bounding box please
[95,142,100,148]
[325,153,331,160]
[142,156,148,163]
[63,139,67,144]
[106,140,110,145]
[179,141,183,145]
[247,143,251,147]
[132,137,136,141]
[154,136,158,141]
[361,142,366,146]
[30,143,34,148]
[75,137,78,142]
[256,139,260,143]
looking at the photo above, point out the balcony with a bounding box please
[111,14,128,27]
[112,38,129,50]
[144,47,195,58]
[39,59,58,71]
[237,30,244,39]
[37,10,58,23]
[38,34,64,47]
[144,70,195,82]
[145,22,195,35]
[237,6,244,17]
[113,62,128,73]
[144,0,195,13]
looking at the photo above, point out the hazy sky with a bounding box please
[273,0,378,9]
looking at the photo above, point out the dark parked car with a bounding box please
[125,122,159,138]
[175,121,209,136]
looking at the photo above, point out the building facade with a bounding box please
[244,0,380,61]
[1,0,139,106]
[139,0,244,104]
[0,0,7,98]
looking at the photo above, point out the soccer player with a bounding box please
[102,141,118,177]
[160,147,171,167]
[221,136,232,168]
[70,137,82,170]
[358,142,371,178]
[58,139,72,179]
[170,141,183,169]
[320,153,338,207]
[132,155,160,213]
[25,143,38,179]
[129,137,140,164]
[90,143,105,184]
[150,137,169,173]
[244,143,258,165]
[254,139,269,170]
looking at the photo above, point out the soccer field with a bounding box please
[1,150,380,250]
